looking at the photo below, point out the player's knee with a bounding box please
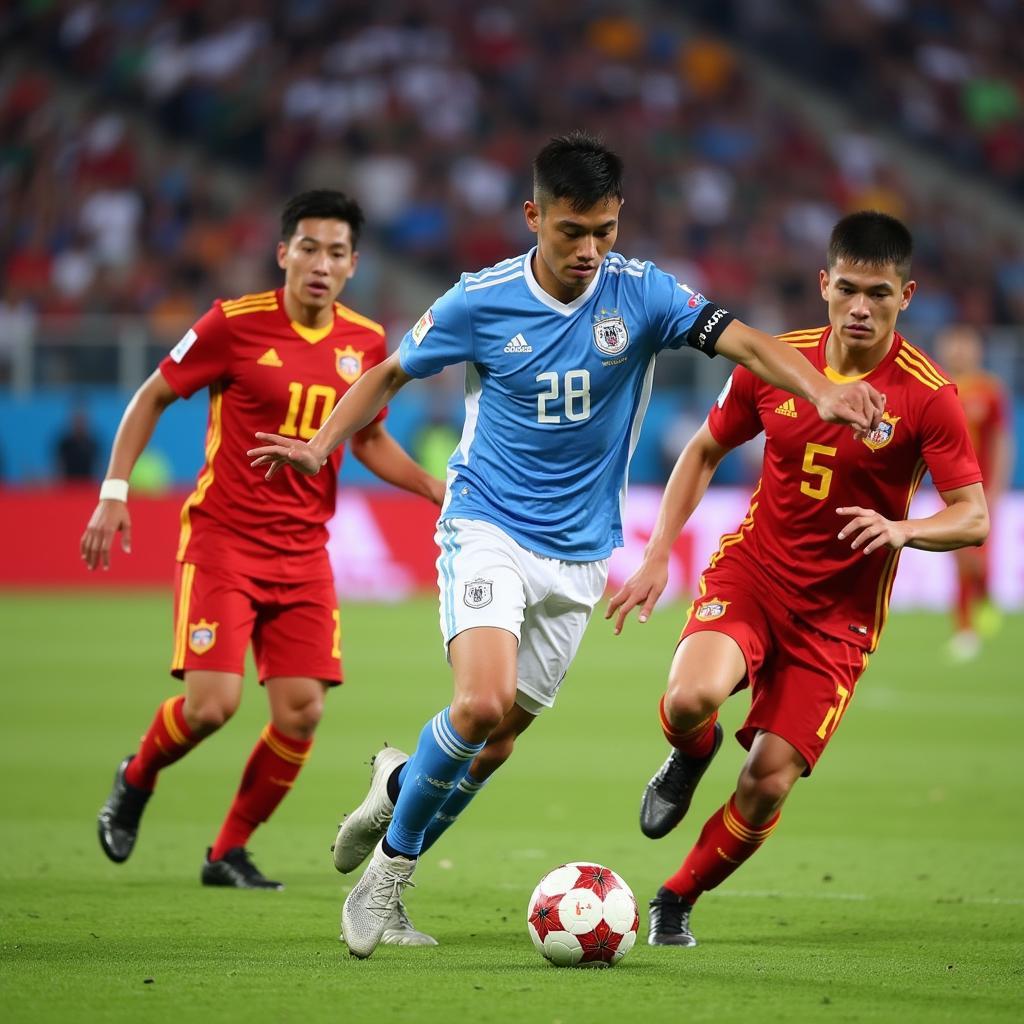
[184,697,237,736]
[451,692,509,738]
[275,695,324,740]
[664,681,718,724]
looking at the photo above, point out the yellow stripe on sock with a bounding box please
[260,724,311,766]
[723,801,779,844]
[162,697,188,748]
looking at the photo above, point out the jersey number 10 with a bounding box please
[536,370,591,424]
[279,382,337,439]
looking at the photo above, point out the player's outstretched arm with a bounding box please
[248,352,413,480]
[80,369,179,571]
[837,482,989,555]
[606,421,732,635]
[715,321,885,433]
[350,421,446,505]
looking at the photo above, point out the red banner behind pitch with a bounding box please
[0,487,441,589]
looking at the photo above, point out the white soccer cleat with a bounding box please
[341,841,417,959]
[381,898,438,946]
[332,746,408,874]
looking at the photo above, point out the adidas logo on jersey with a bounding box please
[774,398,798,418]
[504,333,532,354]
[257,347,283,367]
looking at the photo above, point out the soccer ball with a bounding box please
[526,862,639,968]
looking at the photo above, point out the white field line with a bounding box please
[493,880,1024,905]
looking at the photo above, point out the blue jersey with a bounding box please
[398,248,730,560]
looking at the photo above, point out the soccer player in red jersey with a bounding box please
[935,325,1013,660]
[606,211,989,946]
[82,191,444,914]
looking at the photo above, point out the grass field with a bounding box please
[1,591,1021,1023]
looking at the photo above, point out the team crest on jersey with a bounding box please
[463,578,493,609]
[188,619,218,655]
[862,412,901,451]
[335,346,363,383]
[592,316,630,357]
[695,597,730,622]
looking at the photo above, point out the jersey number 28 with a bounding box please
[536,370,591,424]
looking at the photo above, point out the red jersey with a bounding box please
[704,327,982,652]
[159,288,388,581]
[951,371,1008,486]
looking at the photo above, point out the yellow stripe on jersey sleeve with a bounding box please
[221,291,279,318]
[221,290,276,310]
[899,341,950,387]
[894,355,943,390]
[776,327,825,348]
[334,302,385,337]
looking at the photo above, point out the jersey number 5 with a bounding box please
[536,370,591,424]
[279,382,337,439]
[800,442,838,500]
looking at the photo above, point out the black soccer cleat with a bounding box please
[98,755,153,863]
[201,847,284,890]
[647,886,698,947]
[640,722,723,839]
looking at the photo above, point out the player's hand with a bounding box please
[248,433,325,480]
[814,381,885,435]
[837,506,910,555]
[604,557,669,635]
[80,500,132,571]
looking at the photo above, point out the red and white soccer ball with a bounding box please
[527,862,639,968]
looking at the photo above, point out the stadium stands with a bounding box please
[3,1,1023,337]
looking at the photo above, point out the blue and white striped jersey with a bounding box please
[398,248,728,560]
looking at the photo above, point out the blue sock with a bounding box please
[420,773,488,854]
[385,707,484,857]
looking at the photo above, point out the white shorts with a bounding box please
[435,518,609,715]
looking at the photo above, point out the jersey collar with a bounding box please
[819,325,904,379]
[522,246,603,316]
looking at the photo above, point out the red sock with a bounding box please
[955,573,973,631]
[977,560,990,603]
[209,724,312,861]
[659,695,718,758]
[124,696,198,791]
[664,793,780,904]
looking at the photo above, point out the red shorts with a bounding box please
[681,563,868,774]
[171,561,342,684]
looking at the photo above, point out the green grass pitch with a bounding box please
[1,591,1021,1023]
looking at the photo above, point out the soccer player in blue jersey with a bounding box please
[249,131,884,958]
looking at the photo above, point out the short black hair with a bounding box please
[533,130,624,213]
[827,210,913,282]
[280,190,365,248]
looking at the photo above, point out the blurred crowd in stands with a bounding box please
[684,0,1024,200]
[3,0,1023,388]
